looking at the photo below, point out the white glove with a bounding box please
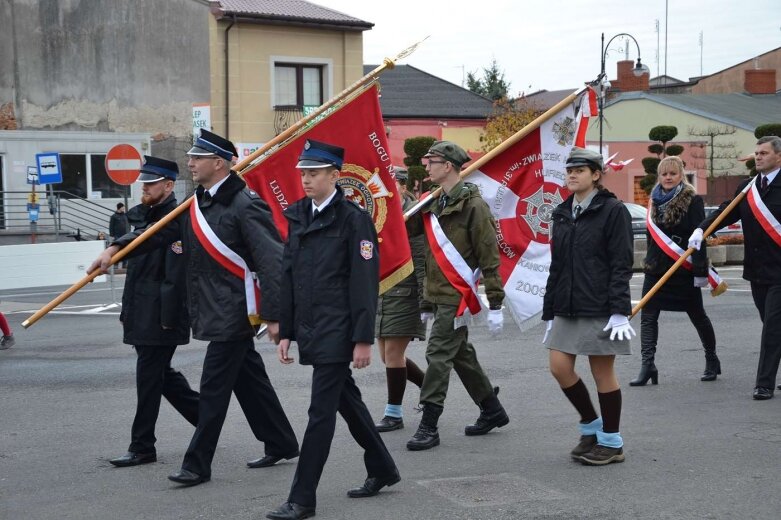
[487,309,503,335]
[602,314,636,341]
[688,228,704,251]
[542,320,553,344]
[693,276,708,288]
[420,312,434,325]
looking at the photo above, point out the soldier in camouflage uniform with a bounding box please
[405,141,509,451]
[374,167,427,432]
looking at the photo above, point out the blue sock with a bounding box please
[597,430,623,448]
[579,417,603,436]
[384,404,403,418]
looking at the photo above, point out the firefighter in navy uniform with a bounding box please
[91,130,299,486]
[267,140,399,520]
[106,156,199,467]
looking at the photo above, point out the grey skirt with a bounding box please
[546,316,631,356]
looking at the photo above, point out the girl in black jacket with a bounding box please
[631,156,719,386]
[543,147,634,466]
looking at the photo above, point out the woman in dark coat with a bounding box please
[631,155,720,386]
[543,147,634,466]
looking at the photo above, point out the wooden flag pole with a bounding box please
[403,87,585,221]
[22,39,429,329]
[629,183,750,319]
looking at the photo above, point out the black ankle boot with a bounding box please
[407,404,443,451]
[629,363,659,386]
[701,353,721,382]
[465,394,509,436]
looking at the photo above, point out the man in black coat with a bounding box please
[106,156,199,468]
[109,202,129,240]
[267,140,399,520]
[689,136,781,400]
[92,131,299,486]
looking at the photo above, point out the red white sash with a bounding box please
[747,178,781,247]
[190,197,262,325]
[646,209,726,295]
[422,212,485,321]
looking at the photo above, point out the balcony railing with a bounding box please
[273,105,304,135]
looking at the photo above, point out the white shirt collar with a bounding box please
[312,188,337,215]
[207,174,230,197]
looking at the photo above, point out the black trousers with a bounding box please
[181,338,298,477]
[289,362,397,508]
[750,283,781,389]
[129,345,199,454]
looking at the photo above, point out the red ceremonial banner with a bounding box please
[242,83,413,293]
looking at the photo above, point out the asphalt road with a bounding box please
[1,267,779,519]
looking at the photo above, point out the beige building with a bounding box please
[207,0,372,159]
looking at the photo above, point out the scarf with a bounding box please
[651,182,684,221]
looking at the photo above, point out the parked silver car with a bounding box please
[704,206,743,236]
[623,202,647,238]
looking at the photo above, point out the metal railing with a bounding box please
[273,105,305,135]
[0,190,115,241]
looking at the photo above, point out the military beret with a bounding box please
[393,166,408,181]
[566,147,604,171]
[423,140,471,168]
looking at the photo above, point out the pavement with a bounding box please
[1,267,780,519]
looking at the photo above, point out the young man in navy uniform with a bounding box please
[267,140,399,520]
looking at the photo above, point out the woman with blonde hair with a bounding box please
[631,155,720,386]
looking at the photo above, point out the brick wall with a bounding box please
[0,102,16,130]
[744,69,776,94]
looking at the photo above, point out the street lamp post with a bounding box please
[598,32,649,154]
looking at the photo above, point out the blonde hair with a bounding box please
[656,156,693,190]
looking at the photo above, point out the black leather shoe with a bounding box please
[347,472,401,498]
[753,387,774,400]
[375,415,404,432]
[247,450,299,468]
[266,502,316,520]
[168,468,210,487]
[109,451,156,467]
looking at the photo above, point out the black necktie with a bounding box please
[574,205,582,219]
[202,191,212,204]
[761,175,769,192]
[440,195,449,210]
[313,208,320,220]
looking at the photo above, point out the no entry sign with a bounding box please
[105,144,142,185]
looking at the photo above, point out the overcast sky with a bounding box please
[320,0,781,94]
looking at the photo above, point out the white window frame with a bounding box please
[269,56,333,110]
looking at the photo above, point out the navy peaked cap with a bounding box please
[297,139,344,170]
[187,129,237,161]
[138,155,179,183]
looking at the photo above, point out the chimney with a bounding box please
[614,60,649,92]
[744,69,776,95]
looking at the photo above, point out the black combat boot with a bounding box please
[406,403,443,451]
[464,392,509,436]
[701,351,721,382]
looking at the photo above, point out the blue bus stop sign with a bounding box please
[36,153,63,184]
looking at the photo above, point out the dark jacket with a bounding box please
[120,194,190,346]
[280,186,379,365]
[700,174,781,285]
[408,181,505,310]
[115,172,283,342]
[542,189,633,320]
[380,191,426,306]
[644,187,708,286]
[109,211,129,238]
